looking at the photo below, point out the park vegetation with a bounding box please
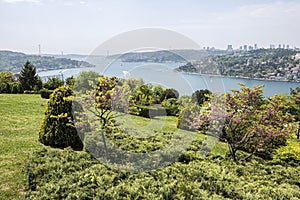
[30,69,300,199]
[1,60,299,199]
[0,61,76,98]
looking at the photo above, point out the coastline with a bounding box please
[177,71,300,84]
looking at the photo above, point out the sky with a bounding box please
[0,0,300,54]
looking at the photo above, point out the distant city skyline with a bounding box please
[1,0,300,54]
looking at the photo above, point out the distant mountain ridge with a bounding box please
[109,49,229,63]
[0,50,95,73]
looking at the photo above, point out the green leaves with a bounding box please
[190,84,294,161]
[26,148,300,199]
[19,60,40,91]
[39,86,83,149]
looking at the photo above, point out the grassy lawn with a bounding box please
[0,94,47,199]
[114,113,228,156]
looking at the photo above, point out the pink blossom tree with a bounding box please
[193,84,294,161]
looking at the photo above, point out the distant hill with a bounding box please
[108,49,229,63]
[42,54,89,61]
[0,51,95,73]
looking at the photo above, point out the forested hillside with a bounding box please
[0,51,94,73]
[176,49,300,82]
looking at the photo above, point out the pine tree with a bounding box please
[19,60,38,91]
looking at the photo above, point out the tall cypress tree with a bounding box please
[19,60,38,91]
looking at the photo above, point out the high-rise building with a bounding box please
[283,44,286,49]
[279,44,281,49]
[227,44,233,51]
[243,45,248,51]
[254,44,258,50]
[287,44,290,49]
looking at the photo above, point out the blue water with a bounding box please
[38,61,300,97]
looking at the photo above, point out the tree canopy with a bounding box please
[19,61,39,91]
[189,84,294,161]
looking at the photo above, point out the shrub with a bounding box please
[74,71,101,93]
[130,105,166,118]
[177,103,203,130]
[162,88,179,100]
[39,86,83,150]
[0,72,24,93]
[40,88,53,99]
[10,82,23,94]
[191,89,211,106]
[26,147,300,199]
[273,140,300,165]
[161,98,180,116]
[0,82,10,93]
[65,76,75,87]
[43,77,64,90]
[152,85,165,103]
[136,105,150,118]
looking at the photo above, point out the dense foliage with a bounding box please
[34,73,299,199]
[73,71,102,93]
[192,89,211,106]
[161,98,180,116]
[39,86,83,149]
[0,71,23,93]
[182,84,295,161]
[43,77,64,90]
[40,88,54,99]
[273,139,300,165]
[19,61,42,91]
[26,146,300,199]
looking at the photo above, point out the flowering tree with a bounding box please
[193,84,294,161]
[91,77,118,156]
[93,76,118,126]
[76,76,119,157]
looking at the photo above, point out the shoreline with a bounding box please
[177,71,300,83]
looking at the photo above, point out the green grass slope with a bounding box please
[0,94,47,199]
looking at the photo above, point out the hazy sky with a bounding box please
[1,0,299,54]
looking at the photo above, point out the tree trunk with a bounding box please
[101,131,108,159]
[228,143,237,162]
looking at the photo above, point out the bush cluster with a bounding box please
[26,147,300,199]
[161,98,180,116]
[0,82,23,94]
[130,105,166,118]
[273,139,300,165]
[40,88,53,99]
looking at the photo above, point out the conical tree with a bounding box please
[19,60,38,91]
[39,86,83,149]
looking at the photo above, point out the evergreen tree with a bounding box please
[19,60,38,91]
